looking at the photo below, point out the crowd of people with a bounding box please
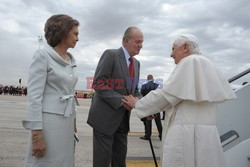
[0,85,27,96]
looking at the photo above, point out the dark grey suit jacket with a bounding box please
[87,47,142,135]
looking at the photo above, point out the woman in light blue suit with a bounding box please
[22,14,79,167]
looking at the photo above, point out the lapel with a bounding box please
[118,48,130,92]
[45,46,77,67]
[132,58,139,94]
[118,47,139,94]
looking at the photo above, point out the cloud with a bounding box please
[0,0,249,89]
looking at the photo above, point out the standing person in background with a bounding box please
[140,74,162,141]
[87,27,143,167]
[23,87,27,96]
[122,34,236,167]
[161,111,166,120]
[22,14,79,167]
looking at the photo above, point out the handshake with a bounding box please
[121,95,156,120]
[121,95,139,111]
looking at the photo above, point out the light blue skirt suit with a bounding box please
[22,46,78,167]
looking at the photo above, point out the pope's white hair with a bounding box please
[174,34,201,54]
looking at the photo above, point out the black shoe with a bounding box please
[140,136,149,140]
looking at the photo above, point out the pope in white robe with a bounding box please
[122,34,236,167]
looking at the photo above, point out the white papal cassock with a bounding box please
[134,54,236,167]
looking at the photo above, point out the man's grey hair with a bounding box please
[174,34,201,54]
[122,26,140,42]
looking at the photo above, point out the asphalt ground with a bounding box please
[0,95,162,167]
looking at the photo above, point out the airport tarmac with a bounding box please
[0,95,162,167]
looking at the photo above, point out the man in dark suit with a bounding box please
[87,27,143,167]
[140,74,162,140]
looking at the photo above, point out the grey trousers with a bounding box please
[93,128,128,167]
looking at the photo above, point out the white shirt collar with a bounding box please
[122,46,131,67]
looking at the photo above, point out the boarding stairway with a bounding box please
[217,68,250,167]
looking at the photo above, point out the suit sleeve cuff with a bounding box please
[22,120,43,130]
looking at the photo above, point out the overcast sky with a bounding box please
[0,0,249,90]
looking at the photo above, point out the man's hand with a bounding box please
[31,130,46,158]
[122,95,139,109]
[122,102,133,111]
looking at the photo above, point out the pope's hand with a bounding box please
[147,115,156,120]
